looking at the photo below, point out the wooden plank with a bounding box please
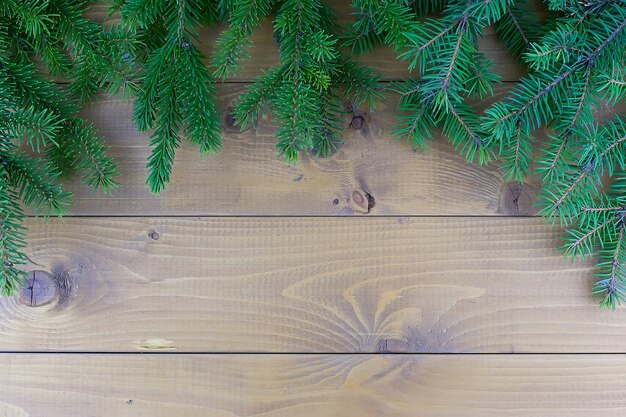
[87,2,524,83]
[73,84,624,216]
[2,354,626,416]
[3,216,625,353]
[68,84,538,216]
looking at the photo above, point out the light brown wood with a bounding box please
[68,84,539,216]
[87,2,524,83]
[73,85,624,216]
[6,3,622,414]
[4,216,626,353]
[2,353,626,416]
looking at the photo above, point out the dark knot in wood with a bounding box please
[221,105,251,134]
[350,115,365,130]
[20,270,56,307]
[501,182,534,215]
[224,112,236,128]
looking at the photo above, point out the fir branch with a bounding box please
[409,0,447,17]
[0,106,61,152]
[599,61,626,103]
[212,0,274,79]
[233,66,286,129]
[3,152,71,217]
[541,117,626,221]
[122,0,222,193]
[144,57,181,194]
[312,93,343,157]
[485,2,626,183]
[598,223,626,309]
[338,59,384,109]
[0,169,28,297]
[225,0,382,161]
[562,180,626,309]
[63,119,120,193]
[389,0,508,164]
[443,101,492,163]
[539,67,594,181]
[495,1,542,61]
[0,0,122,296]
[178,41,220,155]
[565,214,614,257]
[347,0,418,53]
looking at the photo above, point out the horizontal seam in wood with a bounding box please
[24,214,541,219]
[0,351,624,355]
[53,79,523,86]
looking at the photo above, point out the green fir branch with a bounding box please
[223,0,382,162]
[0,0,122,296]
[122,0,221,193]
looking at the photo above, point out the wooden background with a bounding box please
[2,3,626,416]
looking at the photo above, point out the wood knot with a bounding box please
[221,105,250,134]
[500,182,536,215]
[349,189,375,214]
[345,104,370,135]
[19,270,56,307]
[350,115,365,130]
[225,112,236,128]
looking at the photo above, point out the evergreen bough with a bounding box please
[214,0,383,161]
[482,0,626,308]
[347,0,626,308]
[346,0,542,162]
[0,0,127,295]
[3,0,626,308]
[116,0,222,194]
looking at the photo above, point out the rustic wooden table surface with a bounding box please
[1,3,626,416]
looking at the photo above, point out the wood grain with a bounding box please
[2,353,626,416]
[3,216,626,353]
[87,2,524,83]
[7,3,622,414]
[72,84,624,216]
[67,84,538,216]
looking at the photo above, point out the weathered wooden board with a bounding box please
[67,85,539,216]
[87,2,525,83]
[3,216,625,353]
[2,354,625,416]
